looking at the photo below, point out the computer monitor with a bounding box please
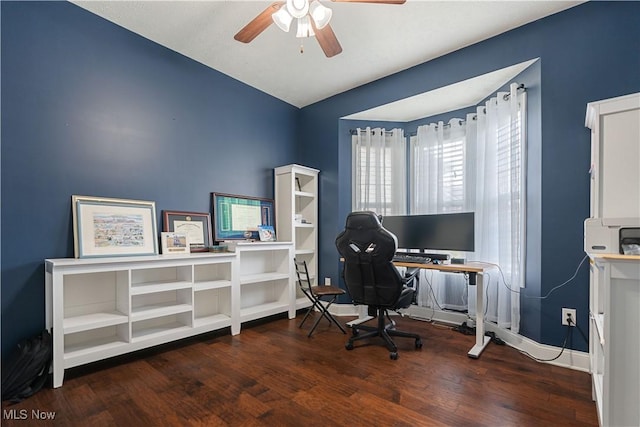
[380,212,475,252]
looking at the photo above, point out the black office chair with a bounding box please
[294,258,347,337]
[335,211,422,359]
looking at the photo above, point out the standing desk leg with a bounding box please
[468,272,491,358]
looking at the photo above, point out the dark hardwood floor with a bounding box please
[2,313,598,426]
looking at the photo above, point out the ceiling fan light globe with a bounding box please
[296,15,315,38]
[272,8,293,32]
[309,1,332,29]
[287,0,310,19]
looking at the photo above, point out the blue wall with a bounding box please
[1,2,298,358]
[299,2,640,351]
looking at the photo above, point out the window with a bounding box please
[351,127,406,215]
[410,119,472,214]
[348,83,526,332]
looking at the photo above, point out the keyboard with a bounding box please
[392,254,431,264]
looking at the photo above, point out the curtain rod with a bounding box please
[349,129,399,135]
[349,84,526,136]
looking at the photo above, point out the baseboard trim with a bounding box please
[326,303,589,372]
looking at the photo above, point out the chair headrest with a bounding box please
[344,211,383,231]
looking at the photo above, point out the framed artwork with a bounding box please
[211,193,275,242]
[161,232,190,255]
[163,210,213,252]
[72,195,158,258]
[211,193,275,241]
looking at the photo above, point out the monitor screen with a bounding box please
[380,212,475,252]
[211,193,275,242]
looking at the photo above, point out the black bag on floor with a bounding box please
[1,329,53,403]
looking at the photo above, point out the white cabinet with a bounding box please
[235,242,295,322]
[588,255,640,427]
[585,92,640,221]
[585,92,640,426]
[275,164,319,310]
[46,244,294,388]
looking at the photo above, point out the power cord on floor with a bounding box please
[517,316,588,362]
[452,321,475,335]
[484,331,505,345]
[451,321,505,345]
[518,323,573,362]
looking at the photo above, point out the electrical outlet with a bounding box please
[562,308,576,326]
[324,277,331,286]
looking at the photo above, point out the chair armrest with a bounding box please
[395,286,415,309]
[402,267,420,285]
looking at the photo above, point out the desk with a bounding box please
[347,260,492,358]
[396,261,491,358]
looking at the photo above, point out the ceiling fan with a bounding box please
[234,0,406,58]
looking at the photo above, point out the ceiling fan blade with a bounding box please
[331,0,406,4]
[313,23,343,58]
[234,1,285,43]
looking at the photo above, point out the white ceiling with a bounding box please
[71,0,581,114]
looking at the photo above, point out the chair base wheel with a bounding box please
[344,308,422,359]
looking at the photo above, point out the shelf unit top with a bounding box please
[585,92,640,129]
[591,254,640,262]
[46,252,236,267]
[274,164,319,176]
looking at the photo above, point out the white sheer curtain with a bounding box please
[411,118,474,214]
[412,83,526,332]
[470,82,526,331]
[352,127,406,215]
[411,118,474,311]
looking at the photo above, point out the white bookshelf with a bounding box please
[46,243,295,388]
[236,241,295,323]
[275,164,319,309]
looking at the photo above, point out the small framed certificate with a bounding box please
[163,211,213,252]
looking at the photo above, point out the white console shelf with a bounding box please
[46,242,294,387]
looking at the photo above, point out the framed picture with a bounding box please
[211,193,275,241]
[161,232,190,255]
[72,195,158,258]
[258,225,276,242]
[163,210,212,252]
